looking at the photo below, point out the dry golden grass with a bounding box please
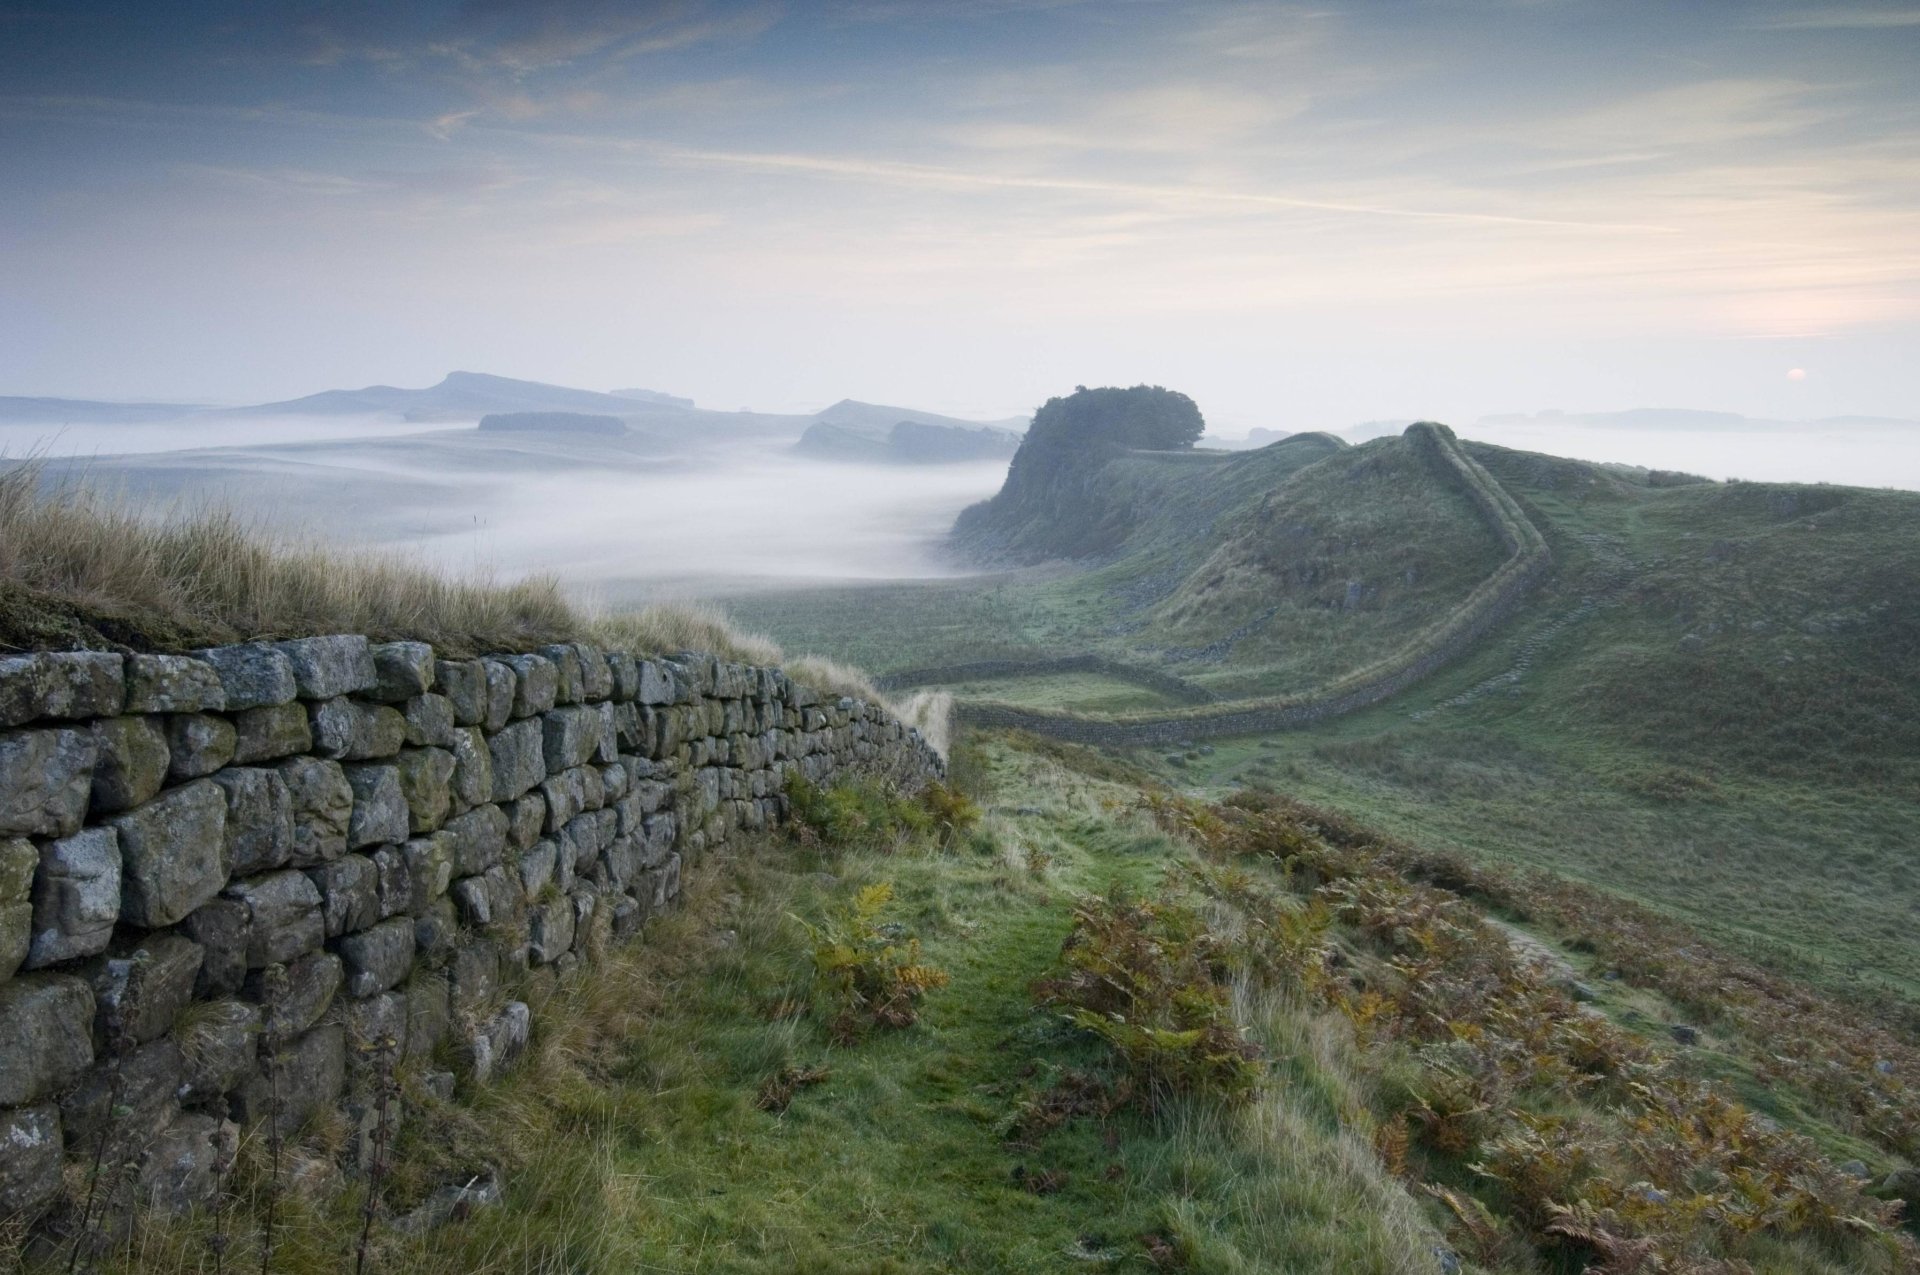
[0,465,906,710]
[585,598,785,667]
[888,689,953,759]
[0,464,572,654]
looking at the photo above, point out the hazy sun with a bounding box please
[1787,368,1807,381]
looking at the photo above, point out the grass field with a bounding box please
[82,740,1455,1275]
[941,670,1181,713]
[734,431,1920,1012]
[78,734,1918,1274]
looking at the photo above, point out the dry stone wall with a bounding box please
[953,422,1554,746]
[0,637,940,1227]
[874,655,1218,705]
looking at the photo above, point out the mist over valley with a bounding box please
[4,4,1919,1271]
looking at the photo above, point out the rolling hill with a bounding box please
[731,412,1920,1003]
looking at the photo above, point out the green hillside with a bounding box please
[732,422,1920,1005]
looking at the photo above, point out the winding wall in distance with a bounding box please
[956,423,1553,746]
[0,637,939,1228]
[876,654,1218,705]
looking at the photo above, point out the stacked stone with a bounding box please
[0,638,940,1226]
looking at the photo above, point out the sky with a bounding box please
[2,0,1917,435]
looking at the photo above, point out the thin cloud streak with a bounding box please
[656,143,1683,233]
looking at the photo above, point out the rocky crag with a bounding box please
[0,637,940,1227]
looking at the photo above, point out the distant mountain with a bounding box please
[812,399,1029,435]
[610,388,695,409]
[795,418,1020,464]
[0,396,208,424]
[236,371,646,421]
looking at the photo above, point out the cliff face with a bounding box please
[950,386,1207,562]
[950,435,1138,561]
[0,637,939,1225]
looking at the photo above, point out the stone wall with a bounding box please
[874,655,1218,705]
[952,422,1554,747]
[0,637,940,1227]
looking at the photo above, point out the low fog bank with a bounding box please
[1455,421,1920,489]
[0,414,444,459]
[412,452,1011,592]
[21,424,1012,597]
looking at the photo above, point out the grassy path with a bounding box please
[85,744,1445,1274]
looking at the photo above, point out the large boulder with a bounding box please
[344,763,409,848]
[179,897,251,996]
[91,932,203,1046]
[310,698,406,761]
[368,642,436,702]
[459,1001,531,1085]
[61,1036,185,1150]
[276,636,376,700]
[231,702,313,763]
[194,643,297,710]
[124,654,226,714]
[225,870,323,966]
[542,704,604,774]
[443,804,508,877]
[165,713,237,781]
[112,779,230,928]
[214,767,294,875]
[504,654,558,718]
[434,660,487,727]
[488,718,545,801]
[0,726,96,838]
[306,855,378,938]
[0,974,94,1105]
[277,757,353,866]
[0,1104,63,1219]
[481,660,516,733]
[395,747,455,833]
[572,644,613,701]
[538,644,584,704]
[502,792,546,851]
[246,951,341,1043]
[338,916,414,998]
[448,727,492,813]
[401,833,456,914]
[528,893,576,966]
[175,999,260,1097]
[89,716,171,814]
[0,651,124,728]
[402,694,457,748]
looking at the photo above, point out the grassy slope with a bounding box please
[734,431,1504,693]
[76,739,1447,1275]
[1141,446,1920,998]
[736,435,1920,1006]
[78,734,1917,1275]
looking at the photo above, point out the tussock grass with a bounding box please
[1157,987,1445,1274]
[887,689,953,758]
[585,597,784,668]
[0,464,916,711]
[0,464,574,654]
